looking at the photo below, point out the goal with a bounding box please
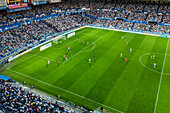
[53,35,66,44]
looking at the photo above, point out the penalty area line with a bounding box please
[7,68,123,113]
[63,36,103,64]
[7,52,40,69]
[154,39,169,113]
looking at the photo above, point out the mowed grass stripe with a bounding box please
[160,38,170,74]
[126,37,168,113]
[37,28,100,59]
[52,30,118,89]
[156,75,170,113]
[11,28,104,81]
[67,32,132,96]
[3,28,170,112]
[83,33,137,104]
[154,38,170,113]
[8,28,90,69]
[103,35,156,112]
[39,29,111,83]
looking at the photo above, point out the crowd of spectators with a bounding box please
[114,2,127,10]
[98,11,115,19]
[133,23,151,31]
[158,5,170,12]
[115,11,129,19]
[147,13,162,22]
[144,4,158,12]
[151,25,170,34]
[44,14,82,32]
[126,3,144,12]
[104,20,118,27]
[81,14,94,25]
[127,12,147,21]
[0,2,170,58]
[93,19,118,28]
[86,11,98,17]
[162,15,170,24]
[103,2,115,10]
[0,2,169,26]
[0,83,69,112]
[116,21,134,30]
[0,21,56,57]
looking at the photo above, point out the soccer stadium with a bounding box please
[0,0,170,112]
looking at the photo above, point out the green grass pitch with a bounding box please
[2,27,170,113]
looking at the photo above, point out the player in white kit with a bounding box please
[130,48,132,52]
[154,63,156,68]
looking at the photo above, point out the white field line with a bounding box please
[33,42,96,64]
[7,52,40,69]
[63,36,103,64]
[7,68,123,113]
[139,53,170,76]
[76,29,87,35]
[154,39,169,113]
[80,33,101,37]
[52,29,99,50]
[52,38,79,50]
[7,28,97,69]
[81,42,96,52]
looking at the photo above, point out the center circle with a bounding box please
[139,53,170,76]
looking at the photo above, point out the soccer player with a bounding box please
[66,57,67,61]
[87,42,89,45]
[151,55,153,60]
[122,36,123,39]
[71,54,73,59]
[58,60,60,66]
[66,49,69,55]
[130,48,132,52]
[68,46,70,51]
[47,60,50,68]
[126,42,128,45]
[120,53,122,57]
[92,45,95,52]
[83,41,85,45]
[125,58,127,62]
[63,55,66,61]
[94,54,96,61]
[154,63,156,68]
[153,55,155,59]
[89,59,91,66]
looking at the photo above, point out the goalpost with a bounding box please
[53,35,66,44]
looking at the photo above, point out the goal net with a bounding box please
[53,35,66,44]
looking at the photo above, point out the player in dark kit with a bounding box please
[94,54,96,61]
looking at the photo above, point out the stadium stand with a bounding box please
[0,1,170,60]
[0,76,87,113]
[0,1,170,112]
